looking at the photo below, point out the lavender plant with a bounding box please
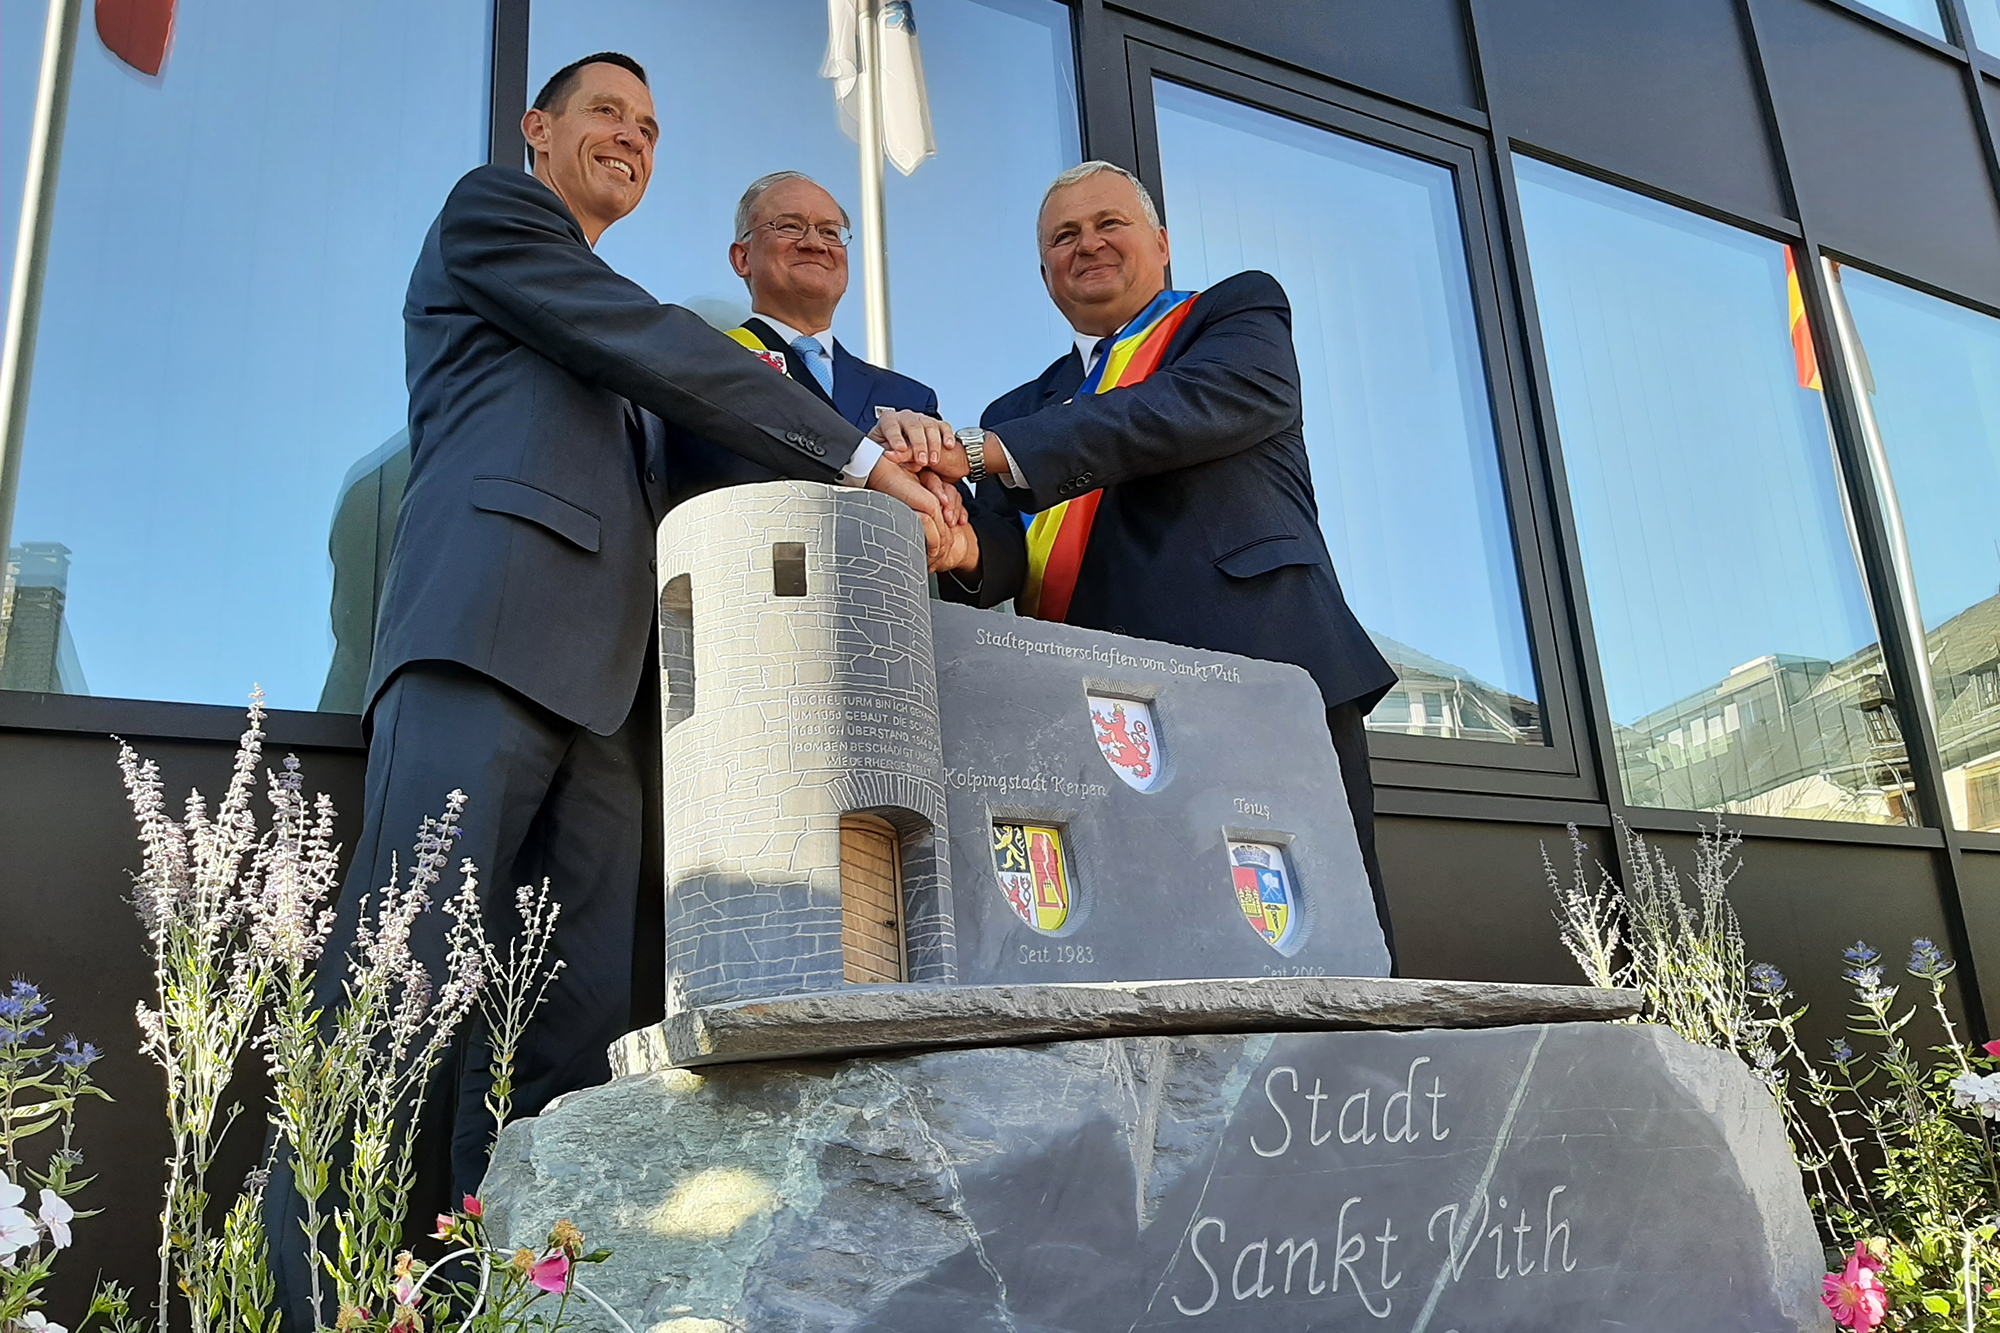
[1546,819,1770,1057]
[115,693,614,1333]
[120,695,295,1332]
[1549,821,2000,1330]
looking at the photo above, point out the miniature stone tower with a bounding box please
[655,482,953,1010]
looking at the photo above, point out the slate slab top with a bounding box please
[615,976,1648,1071]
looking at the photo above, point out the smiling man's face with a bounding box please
[730,176,850,336]
[522,62,658,245]
[1038,171,1170,337]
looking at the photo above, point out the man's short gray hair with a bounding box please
[1037,161,1161,244]
[734,170,850,241]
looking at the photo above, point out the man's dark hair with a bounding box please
[532,52,648,114]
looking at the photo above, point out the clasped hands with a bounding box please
[861,408,995,574]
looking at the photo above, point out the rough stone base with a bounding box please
[616,976,1646,1070]
[484,1021,1828,1332]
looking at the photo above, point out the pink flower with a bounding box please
[461,1194,483,1219]
[529,1251,570,1295]
[1823,1246,1889,1332]
[430,1213,454,1241]
[1984,1039,2000,1061]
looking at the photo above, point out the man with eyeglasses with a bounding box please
[906,160,1401,964]
[654,170,947,508]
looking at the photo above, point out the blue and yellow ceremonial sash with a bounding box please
[1019,289,1200,621]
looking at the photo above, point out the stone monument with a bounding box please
[476,483,1831,1332]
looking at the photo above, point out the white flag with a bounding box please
[822,0,936,176]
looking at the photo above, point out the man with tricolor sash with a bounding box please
[892,160,1400,959]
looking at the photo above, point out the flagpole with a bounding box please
[855,0,892,367]
[0,0,83,577]
[1822,256,1937,724]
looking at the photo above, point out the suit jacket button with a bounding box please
[646,470,658,484]
[649,557,658,572]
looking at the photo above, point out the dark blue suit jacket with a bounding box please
[652,317,939,509]
[941,270,1396,713]
[373,167,867,735]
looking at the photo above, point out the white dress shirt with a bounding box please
[749,311,883,482]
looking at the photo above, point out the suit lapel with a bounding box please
[743,317,841,413]
[1043,349,1087,408]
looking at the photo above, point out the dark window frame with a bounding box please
[1116,35,1598,800]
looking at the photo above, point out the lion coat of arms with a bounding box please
[1088,695,1161,792]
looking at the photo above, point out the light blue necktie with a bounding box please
[790,336,834,397]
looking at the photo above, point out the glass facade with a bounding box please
[1514,158,1911,825]
[1827,264,2000,831]
[1151,80,1544,746]
[1858,0,1949,37]
[0,0,489,712]
[1962,0,2000,50]
[528,0,1080,437]
[0,0,1991,838]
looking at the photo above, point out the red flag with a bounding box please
[97,0,175,77]
[1785,247,1821,392]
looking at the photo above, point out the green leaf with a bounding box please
[578,1248,613,1264]
[1922,1294,1951,1314]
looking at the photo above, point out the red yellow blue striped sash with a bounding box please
[1019,289,1200,621]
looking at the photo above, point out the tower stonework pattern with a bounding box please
[657,483,952,1011]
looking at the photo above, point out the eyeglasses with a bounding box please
[744,217,853,249]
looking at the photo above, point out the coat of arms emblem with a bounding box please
[752,349,788,374]
[992,822,1070,932]
[1088,695,1161,792]
[1229,841,1297,949]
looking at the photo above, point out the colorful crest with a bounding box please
[993,822,1070,932]
[753,349,788,374]
[1229,841,1297,949]
[1088,695,1161,792]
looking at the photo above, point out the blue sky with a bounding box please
[9,0,1984,732]
[1835,266,2000,637]
[529,0,1081,437]
[0,0,1078,712]
[1513,158,1882,726]
[1,0,487,710]
[1154,79,1540,710]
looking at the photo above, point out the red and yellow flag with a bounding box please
[1785,247,1821,392]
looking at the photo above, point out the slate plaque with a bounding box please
[932,603,1391,986]
[484,1021,1827,1332]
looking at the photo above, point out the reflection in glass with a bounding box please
[1965,0,2000,52]
[1151,80,1543,745]
[0,1,488,710]
[529,0,1080,436]
[1,0,39,299]
[1855,0,1948,37]
[1514,159,1910,825]
[1827,265,2000,831]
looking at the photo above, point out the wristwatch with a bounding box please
[955,426,989,485]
